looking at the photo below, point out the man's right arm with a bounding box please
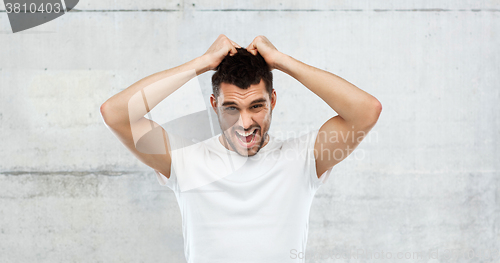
[100,34,241,179]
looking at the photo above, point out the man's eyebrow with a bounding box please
[250,98,267,104]
[221,98,267,107]
[221,101,237,107]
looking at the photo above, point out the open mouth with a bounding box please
[234,128,259,148]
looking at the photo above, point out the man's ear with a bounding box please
[210,94,218,114]
[270,89,277,110]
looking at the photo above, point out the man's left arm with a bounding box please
[247,36,382,178]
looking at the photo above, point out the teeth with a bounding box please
[236,128,256,137]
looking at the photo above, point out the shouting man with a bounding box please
[100,34,381,263]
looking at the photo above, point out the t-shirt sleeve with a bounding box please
[154,169,176,188]
[152,132,191,191]
[303,129,332,190]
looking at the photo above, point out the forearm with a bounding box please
[100,56,210,127]
[274,53,381,127]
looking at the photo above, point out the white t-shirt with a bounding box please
[154,130,332,263]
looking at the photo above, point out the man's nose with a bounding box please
[237,111,254,130]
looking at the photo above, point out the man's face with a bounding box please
[210,79,276,157]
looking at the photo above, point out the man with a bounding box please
[100,34,381,262]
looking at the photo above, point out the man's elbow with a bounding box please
[99,101,118,127]
[360,99,382,128]
[369,99,382,124]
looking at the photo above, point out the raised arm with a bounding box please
[247,36,382,178]
[100,34,241,179]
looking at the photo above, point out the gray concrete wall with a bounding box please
[1,0,499,262]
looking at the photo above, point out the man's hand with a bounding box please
[246,35,282,70]
[203,34,241,71]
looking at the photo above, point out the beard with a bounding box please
[218,121,271,157]
[222,128,267,157]
[216,110,273,156]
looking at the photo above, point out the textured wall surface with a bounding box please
[1,0,499,262]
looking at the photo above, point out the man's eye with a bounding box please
[252,105,262,109]
[225,107,237,111]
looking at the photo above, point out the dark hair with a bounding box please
[212,48,273,101]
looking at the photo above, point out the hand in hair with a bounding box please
[203,34,241,71]
[246,35,282,71]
